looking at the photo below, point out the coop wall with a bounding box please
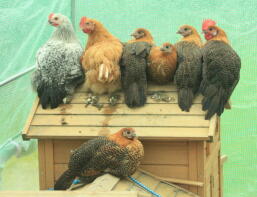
[38,119,222,197]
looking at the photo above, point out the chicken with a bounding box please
[128,28,154,44]
[31,13,84,109]
[174,25,203,112]
[120,28,153,108]
[80,17,122,95]
[201,24,241,119]
[148,42,177,84]
[54,128,144,190]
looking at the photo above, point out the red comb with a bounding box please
[48,13,54,20]
[80,16,87,28]
[202,19,216,31]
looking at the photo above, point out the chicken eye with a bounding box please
[54,17,58,20]
[184,28,188,31]
[126,131,131,135]
[86,22,90,25]
[209,28,213,31]
[166,46,169,49]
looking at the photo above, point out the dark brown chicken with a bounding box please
[148,42,177,84]
[54,128,144,190]
[120,28,153,108]
[174,25,203,112]
[201,24,241,119]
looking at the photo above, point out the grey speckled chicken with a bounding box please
[174,25,202,112]
[54,128,144,190]
[201,25,241,119]
[32,13,84,109]
[120,42,152,108]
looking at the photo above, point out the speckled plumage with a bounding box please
[174,41,202,111]
[32,14,84,109]
[200,40,241,119]
[120,42,152,108]
[54,129,144,190]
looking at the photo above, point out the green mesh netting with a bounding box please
[0,0,256,196]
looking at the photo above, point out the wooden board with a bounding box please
[23,83,214,141]
[0,191,139,197]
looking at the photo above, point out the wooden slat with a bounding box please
[28,126,209,140]
[45,140,54,189]
[197,142,205,197]
[68,92,202,104]
[38,140,46,190]
[207,115,217,141]
[113,171,142,191]
[76,82,177,92]
[36,103,205,115]
[139,168,203,187]
[129,174,160,192]
[140,164,189,180]
[188,142,198,194]
[22,97,39,140]
[53,140,188,165]
[31,114,208,127]
[0,191,139,197]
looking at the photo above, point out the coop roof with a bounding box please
[23,83,217,141]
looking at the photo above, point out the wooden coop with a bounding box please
[23,83,225,197]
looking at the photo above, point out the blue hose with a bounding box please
[128,176,162,197]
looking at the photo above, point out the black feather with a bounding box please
[201,40,241,119]
[120,42,152,108]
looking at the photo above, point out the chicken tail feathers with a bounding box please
[54,169,76,190]
[202,85,229,120]
[178,88,194,112]
[125,82,146,108]
[37,83,66,109]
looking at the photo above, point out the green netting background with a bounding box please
[0,0,256,196]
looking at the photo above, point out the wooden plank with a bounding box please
[129,174,160,193]
[139,168,203,187]
[83,174,120,192]
[113,171,142,191]
[188,142,198,194]
[36,103,205,115]
[68,92,202,104]
[31,114,208,127]
[27,126,209,140]
[45,140,54,189]
[0,191,139,197]
[205,142,221,170]
[76,82,177,92]
[53,140,188,165]
[208,115,217,142]
[140,164,189,180]
[38,140,46,190]
[22,97,39,140]
[197,142,205,197]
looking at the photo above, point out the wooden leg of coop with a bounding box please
[220,155,228,197]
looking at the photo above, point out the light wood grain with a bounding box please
[68,92,202,104]
[36,103,205,115]
[22,97,39,140]
[188,142,198,194]
[38,140,46,190]
[0,191,139,197]
[27,126,210,140]
[45,140,54,189]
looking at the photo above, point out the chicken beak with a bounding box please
[176,30,182,34]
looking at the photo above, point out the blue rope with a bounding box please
[128,176,162,197]
[73,179,81,184]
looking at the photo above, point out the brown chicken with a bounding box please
[201,24,241,119]
[148,42,177,84]
[80,17,122,94]
[54,128,144,190]
[174,25,203,111]
[128,28,154,44]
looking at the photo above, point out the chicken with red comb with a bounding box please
[80,17,122,95]
[54,128,144,190]
[200,25,241,119]
[202,19,216,40]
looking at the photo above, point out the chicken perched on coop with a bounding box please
[120,28,153,108]
[31,13,84,109]
[80,17,122,95]
[128,28,154,44]
[54,128,144,190]
[148,42,177,84]
[201,21,241,119]
[174,25,203,112]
